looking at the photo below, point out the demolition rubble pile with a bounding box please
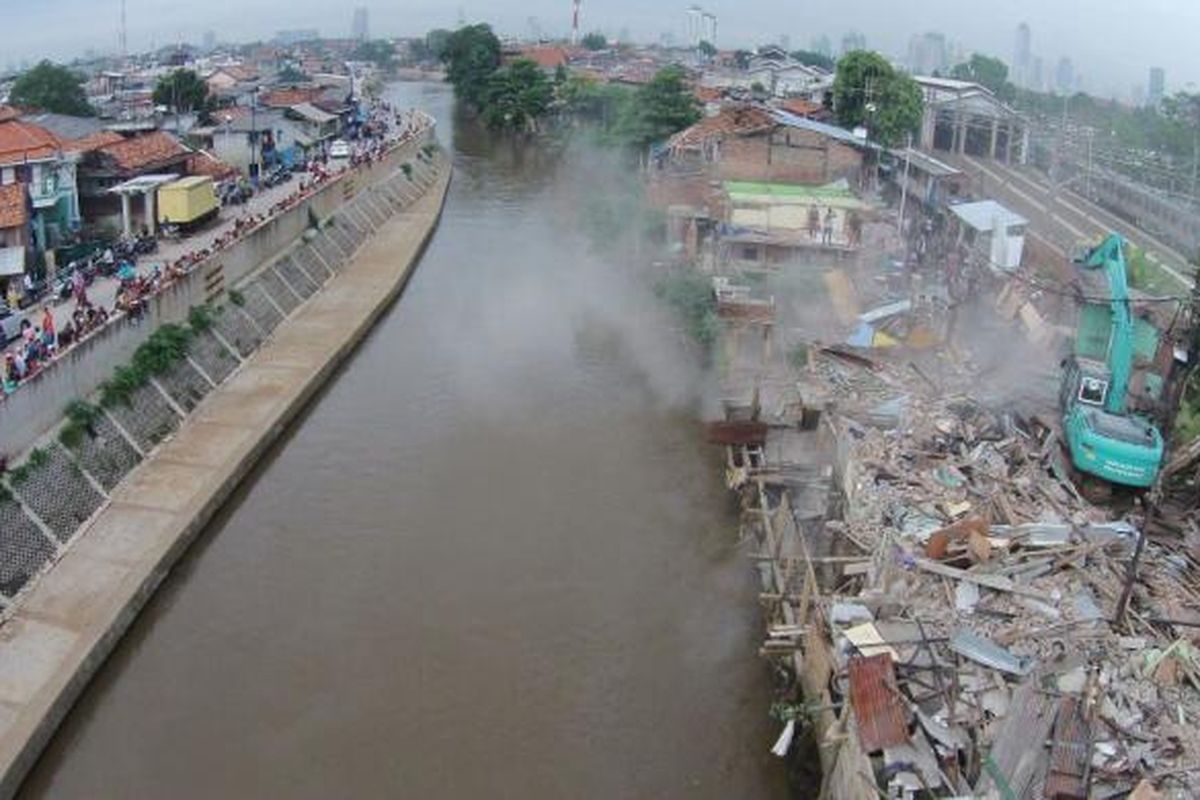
[795,348,1200,798]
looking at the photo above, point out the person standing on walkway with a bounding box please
[822,207,835,245]
[41,307,55,351]
[807,205,820,240]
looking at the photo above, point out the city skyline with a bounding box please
[4,0,1197,99]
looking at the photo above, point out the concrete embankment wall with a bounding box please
[0,137,451,799]
[0,138,420,458]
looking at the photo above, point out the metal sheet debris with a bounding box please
[847,654,911,752]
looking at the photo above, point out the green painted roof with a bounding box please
[723,181,856,200]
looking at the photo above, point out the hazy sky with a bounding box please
[5,0,1196,98]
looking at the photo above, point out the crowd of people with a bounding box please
[0,103,432,403]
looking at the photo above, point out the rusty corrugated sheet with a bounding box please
[847,653,910,752]
[717,300,775,323]
[706,420,768,446]
[1044,696,1090,800]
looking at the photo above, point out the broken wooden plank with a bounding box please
[913,557,1057,602]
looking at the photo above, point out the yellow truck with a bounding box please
[157,176,219,230]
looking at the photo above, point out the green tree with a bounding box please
[581,32,608,51]
[733,50,753,70]
[423,29,453,61]
[277,64,310,84]
[354,39,396,71]
[9,60,93,116]
[790,49,835,71]
[698,40,718,59]
[560,75,631,132]
[616,65,701,151]
[833,50,923,146]
[153,69,212,114]
[441,24,503,109]
[482,59,553,132]
[951,54,1015,101]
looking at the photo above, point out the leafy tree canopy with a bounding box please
[10,61,93,117]
[277,64,310,84]
[354,39,396,71]
[483,59,553,132]
[697,40,717,58]
[441,24,502,109]
[616,65,701,150]
[790,49,835,71]
[153,69,212,114]
[581,32,608,51]
[950,54,1014,101]
[833,50,923,147]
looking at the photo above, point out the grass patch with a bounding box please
[59,400,102,449]
[654,270,719,348]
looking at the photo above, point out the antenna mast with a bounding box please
[120,0,128,60]
[571,0,581,46]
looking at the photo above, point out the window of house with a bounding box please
[741,245,759,261]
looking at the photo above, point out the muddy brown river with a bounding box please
[20,82,786,799]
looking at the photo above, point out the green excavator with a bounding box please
[1059,233,1164,488]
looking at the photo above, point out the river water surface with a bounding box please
[20,83,786,799]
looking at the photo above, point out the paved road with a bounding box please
[952,153,1193,290]
[3,166,340,352]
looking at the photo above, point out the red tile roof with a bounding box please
[98,131,189,173]
[259,87,321,109]
[668,106,774,151]
[0,183,29,230]
[776,97,823,118]
[67,130,126,154]
[517,46,569,70]
[187,150,237,181]
[0,120,63,166]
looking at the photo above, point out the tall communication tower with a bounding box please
[571,0,581,46]
[120,0,128,59]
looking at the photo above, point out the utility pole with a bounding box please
[897,132,912,235]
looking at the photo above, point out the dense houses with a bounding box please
[0,37,377,305]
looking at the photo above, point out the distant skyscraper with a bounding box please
[841,31,866,55]
[907,31,947,75]
[352,7,369,42]
[685,6,703,48]
[202,30,216,52]
[1055,57,1074,94]
[1148,67,1165,107]
[812,35,832,58]
[1013,22,1031,87]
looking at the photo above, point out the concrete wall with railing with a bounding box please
[0,121,433,457]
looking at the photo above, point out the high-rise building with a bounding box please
[841,31,866,55]
[1148,67,1165,107]
[352,7,369,42]
[685,6,703,48]
[811,35,832,58]
[202,30,216,52]
[1013,22,1031,87]
[907,31,947,75]
[1055,57,1074,94]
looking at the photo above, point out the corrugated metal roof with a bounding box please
[847,653,910,752]
[769,109,869,148]
[950,200,1027,232]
